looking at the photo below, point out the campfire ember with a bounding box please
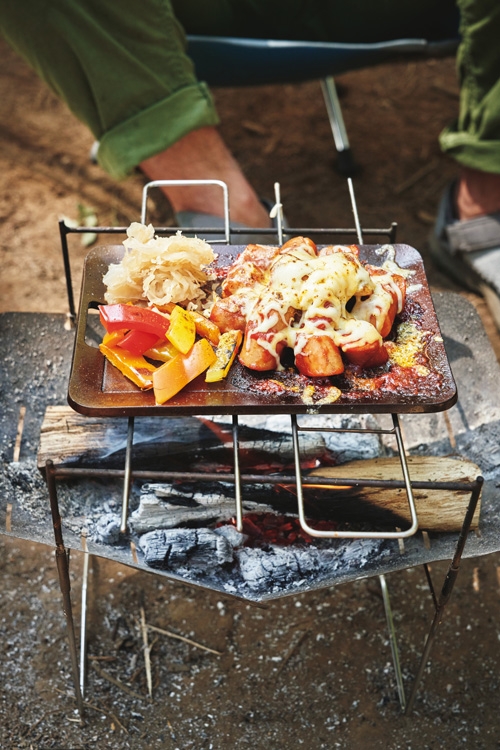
[219,512,338,547]
[138,518,387,594]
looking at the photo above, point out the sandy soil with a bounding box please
[1,38,500,750]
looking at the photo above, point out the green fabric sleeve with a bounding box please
[439,0,500,173]
[0,0,219,177]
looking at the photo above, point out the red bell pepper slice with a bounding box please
[99,304,170,338]
[117,329,162,356]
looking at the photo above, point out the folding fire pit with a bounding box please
[2,181,499,720]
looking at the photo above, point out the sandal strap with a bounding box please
[446,212,500,254]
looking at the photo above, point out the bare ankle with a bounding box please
[139,127,272,228]
[456,167,500,220]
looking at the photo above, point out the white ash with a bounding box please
[89,513,122,545]
[129,483,274,534]
[3,460,49,521]
[235,538,385,592]
[139,528,234,570]
[213,524,248,548]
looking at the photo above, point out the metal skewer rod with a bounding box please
[347,177,364,244]
[271,182,284,246]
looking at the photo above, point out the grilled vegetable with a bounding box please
[117,329,162,356]
[98,343,156,389]
[156,302,221,345]
[142,340,179,362]
[99,304,170,338]
[205,330,243,382]
[165,305,196,354]
[153,338,216,404]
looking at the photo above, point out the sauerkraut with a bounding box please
[103,222,217,308]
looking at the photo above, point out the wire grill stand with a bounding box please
[50,179,482,718]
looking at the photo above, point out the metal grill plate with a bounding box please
[68,243,457,417]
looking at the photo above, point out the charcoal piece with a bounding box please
[129,488,273,534]
[139,528,234,571]
[90,513,122,545]
[235,545,322,591]
[213,524,248,548]
[235,538,386,591]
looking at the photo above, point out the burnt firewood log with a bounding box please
[139,527,234,570]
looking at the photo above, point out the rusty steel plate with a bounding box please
[68,243,457,417]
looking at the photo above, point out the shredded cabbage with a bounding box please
[103,222,217,308]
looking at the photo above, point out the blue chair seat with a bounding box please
[186,35,459,88]
[186,33,460,175]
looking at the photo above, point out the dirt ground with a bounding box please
[2,38,500,750]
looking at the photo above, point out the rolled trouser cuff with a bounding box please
[439,125,500,174]
[97,82,219,179]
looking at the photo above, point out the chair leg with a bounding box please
[321,76,358,176]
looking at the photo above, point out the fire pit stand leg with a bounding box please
[120,416,135,534]
[45,459,85,719]
[79,533,90,700]
[379,574,406,711]
[232,415,244,532]
[404,475,484,714]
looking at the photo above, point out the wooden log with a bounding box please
[139,528,234,570]
[309,456,482,532]
[37,408,482,533]
[37,405,326,473]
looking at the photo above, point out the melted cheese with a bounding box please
[215,239,407,371]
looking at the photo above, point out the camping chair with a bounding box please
[187,22,460,175]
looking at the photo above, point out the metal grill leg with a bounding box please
[379,574,406,711]
[405,476,484,713]
[46,460,84,718]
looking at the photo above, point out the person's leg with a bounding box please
[0,0,270,227]
[439,0,500,220]
[139,127,271,226]
[0,0,218,176]
[431,0,500,327]
[455,167,500,220]
[0,0,459,229]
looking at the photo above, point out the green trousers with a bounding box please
[1,0,499,178]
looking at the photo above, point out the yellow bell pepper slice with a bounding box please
[99,343,157,390]
[165,305,196,354]
[153,338,216,404]
[188,310,221,345]
[205,330,243,382]
[143,340,179,362]
[156,302,221,345]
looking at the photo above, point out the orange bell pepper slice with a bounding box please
[142,340,180,362]
[99,342,157,390]
[153,338,216,404]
